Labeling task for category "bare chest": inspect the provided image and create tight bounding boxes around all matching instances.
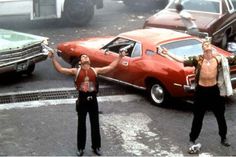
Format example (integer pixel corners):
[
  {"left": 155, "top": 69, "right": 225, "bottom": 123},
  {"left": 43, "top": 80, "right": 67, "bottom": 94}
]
[{"left": 200, "top": 59, "right": 218, "bottom": 78}]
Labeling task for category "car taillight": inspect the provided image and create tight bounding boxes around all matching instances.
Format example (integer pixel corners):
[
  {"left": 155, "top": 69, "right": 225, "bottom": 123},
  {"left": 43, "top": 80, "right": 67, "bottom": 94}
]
[
  {"left": 184, "top": 74, "right": 196, "bottom": 92},
  {"left": 186, "top": 74, "right": 195, "bottom": 86}
]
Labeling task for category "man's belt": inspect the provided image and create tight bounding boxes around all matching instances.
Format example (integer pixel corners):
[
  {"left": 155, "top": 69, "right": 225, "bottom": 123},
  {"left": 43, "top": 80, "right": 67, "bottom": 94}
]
[
  {"left": 78, "top": 91, "right": 96, "bottom": 101},
  {"left": 86, "top": 96, "right": 93, "bottom": 101}
]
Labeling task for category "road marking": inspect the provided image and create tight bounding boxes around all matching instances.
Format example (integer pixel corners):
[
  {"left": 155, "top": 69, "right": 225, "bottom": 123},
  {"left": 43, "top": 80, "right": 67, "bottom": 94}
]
[{"left": 0, "top": 94, "right": 143, "bottom": 110}]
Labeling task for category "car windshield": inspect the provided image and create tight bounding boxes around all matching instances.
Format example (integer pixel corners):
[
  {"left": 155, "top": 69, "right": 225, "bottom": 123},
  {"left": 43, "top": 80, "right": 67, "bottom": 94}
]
[
  {"left": 160, "top": 39, "right": 203, "bottom": 58},
  {"left": 168, "top": 0, "right": 220, "bottom": 13}
]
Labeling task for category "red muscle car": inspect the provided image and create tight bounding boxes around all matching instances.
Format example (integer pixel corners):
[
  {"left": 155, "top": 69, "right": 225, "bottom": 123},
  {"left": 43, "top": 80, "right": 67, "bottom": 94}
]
[{"left": 57, "top": 28, "right": 236, "bottom": 106}]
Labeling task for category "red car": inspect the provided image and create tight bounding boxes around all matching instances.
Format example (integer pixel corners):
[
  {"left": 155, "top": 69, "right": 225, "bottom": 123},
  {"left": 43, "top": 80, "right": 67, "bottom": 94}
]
[
  {"left": 143, "top": 0, "right": 236, "bottom": 49},
  {"left": 57, "top": 28, "right": 236, "bottom": 106}
]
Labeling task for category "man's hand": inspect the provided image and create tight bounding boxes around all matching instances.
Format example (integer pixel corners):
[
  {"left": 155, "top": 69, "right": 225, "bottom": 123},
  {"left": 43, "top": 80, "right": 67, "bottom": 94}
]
[
  {"left": 42, "top": 44, "right": 55, "bottom": 59},
  {"left": 48, "top": 51, "right": 55, "bottom": 59},
  {"left": 158, "top": 46, "right": 168, "bottom": 57},
  {"left": 119, "top": 50, "right": 128, "bottom": 58},
  {"left": 162, "top": 48, "right": 168, "bottom": 55}
]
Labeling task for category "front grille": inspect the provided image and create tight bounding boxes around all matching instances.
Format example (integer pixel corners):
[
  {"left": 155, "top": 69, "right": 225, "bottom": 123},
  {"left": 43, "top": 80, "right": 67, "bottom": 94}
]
[{"left": 0, "top": 43, "right": 42, "bottom": 63}]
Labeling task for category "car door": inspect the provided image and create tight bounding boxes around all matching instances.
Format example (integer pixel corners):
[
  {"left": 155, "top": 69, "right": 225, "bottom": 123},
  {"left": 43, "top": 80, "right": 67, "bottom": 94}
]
[
  {"left": 32, "top": 0, "right": 58, "bottom": 20},
  {"left": 111, "top": 42, "right": 143, "bottom": 84},
  {"left": 97, "top": 37, "right": 142, "bottom": 84}
]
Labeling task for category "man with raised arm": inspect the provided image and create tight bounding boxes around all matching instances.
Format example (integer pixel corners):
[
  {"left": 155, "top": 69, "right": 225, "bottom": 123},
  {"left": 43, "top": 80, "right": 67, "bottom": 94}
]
[
  {"left": 48, "top": 49, "right": 126, "bottom": 156},
  {"left": 161, "top": 40, "right": 234, "bottom": 153}
]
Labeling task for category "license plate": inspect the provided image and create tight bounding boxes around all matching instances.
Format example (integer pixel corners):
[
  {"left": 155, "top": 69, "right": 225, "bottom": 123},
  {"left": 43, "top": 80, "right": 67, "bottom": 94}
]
[{"left": 16, "top": 62, "right": 28, "bottom": 72}]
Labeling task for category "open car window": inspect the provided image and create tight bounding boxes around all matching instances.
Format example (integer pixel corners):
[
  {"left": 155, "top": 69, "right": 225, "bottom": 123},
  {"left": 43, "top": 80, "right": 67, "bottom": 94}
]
[
  {"left": 102, "top": 37, "right": 138, "bottom": 57},
  {"left": 159, "top": 39, "right": 209, "bottom": 59},
  {"left": 168, "top": 0, "right": 220, "bottom": 13}
]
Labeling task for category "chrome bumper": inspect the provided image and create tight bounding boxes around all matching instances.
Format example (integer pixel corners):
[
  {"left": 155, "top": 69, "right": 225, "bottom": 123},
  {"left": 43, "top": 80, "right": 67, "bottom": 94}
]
[
  {"left": 184, "top": 85, "right": 195, "bottom": 93},
  {"left": 0, "top": 52, "right": 48, "bottom": 74}
]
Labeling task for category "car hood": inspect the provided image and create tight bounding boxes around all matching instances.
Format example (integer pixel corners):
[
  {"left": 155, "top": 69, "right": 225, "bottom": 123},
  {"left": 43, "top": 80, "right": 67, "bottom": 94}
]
[
  {"left": 57, "top": 36, "right": 114, "bottom": 51},
  {"left": 145, "top": 9, "right": 220, "bottom": 32},
  {"left": 0, "top": 29, "right": 48, "bottom": 53}
]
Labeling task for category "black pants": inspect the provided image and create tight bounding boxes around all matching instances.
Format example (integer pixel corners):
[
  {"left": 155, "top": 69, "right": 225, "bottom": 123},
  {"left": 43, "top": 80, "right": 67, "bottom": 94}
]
[
  {"left": 76, "top": 92, "right": 101, "bottom": 150},
  {"left": 189, "top": 84, "right": 227, "bottom": 142}
]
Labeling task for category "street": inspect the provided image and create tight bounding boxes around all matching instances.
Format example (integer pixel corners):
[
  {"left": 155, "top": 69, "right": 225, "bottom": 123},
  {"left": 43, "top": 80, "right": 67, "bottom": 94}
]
[
  {"left": 1, "top": 94, "right": 236, "bottom": 156},
  {"left": 0, "top": 0, "right": 236, "bottom": 156}
]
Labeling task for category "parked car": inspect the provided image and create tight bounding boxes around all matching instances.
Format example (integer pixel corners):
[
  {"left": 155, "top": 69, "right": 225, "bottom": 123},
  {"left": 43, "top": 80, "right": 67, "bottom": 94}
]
[
  {"left": 0, "top": 29, "right": 48, "bottom": 75},
  {"left": 143, "top": 0, "right": 236, "bottom": 49},
  {"left": 56, "top": 28, "right": 236, "bottom": 106}
]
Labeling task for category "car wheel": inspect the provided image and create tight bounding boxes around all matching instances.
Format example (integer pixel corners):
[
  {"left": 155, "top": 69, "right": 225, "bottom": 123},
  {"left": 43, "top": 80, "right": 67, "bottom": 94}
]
[
  {"left": 23, "top": 63, "right": 35, "bottom": 75},
  {"left": 147, "top": 81, "right": 168, "bottom": 106},
  {"left": 220, "top": 33, "right": 228, "bottom": 49},
  {"left": 63, "top": 0, "right": 94, "bottom": 26}
]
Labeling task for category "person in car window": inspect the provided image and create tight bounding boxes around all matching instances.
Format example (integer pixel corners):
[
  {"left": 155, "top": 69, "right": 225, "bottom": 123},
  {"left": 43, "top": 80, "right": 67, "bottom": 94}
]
[
  {"left": 48, "top": 49, "right": 126, "bottom": 156},
  {"left": 175, "top": 3, "right": 200, "bottom": 37},
  {"left": 160, "top": 40, "right": 236, "bottom": 153}
]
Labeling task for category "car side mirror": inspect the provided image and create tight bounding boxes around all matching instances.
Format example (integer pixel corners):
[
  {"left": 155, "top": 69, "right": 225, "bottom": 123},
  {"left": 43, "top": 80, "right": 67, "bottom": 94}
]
[{"left": 104, "top": 48, "right": 110, "bottom": 55}]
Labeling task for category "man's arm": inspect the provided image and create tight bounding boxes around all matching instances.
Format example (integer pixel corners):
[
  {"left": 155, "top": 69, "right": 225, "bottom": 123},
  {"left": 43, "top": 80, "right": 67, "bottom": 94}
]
[
  {"left": 160, "top": 47, "right": 198, "bottom": 67},
  {"left": 95, "top": 51, "right": 126, "bottom": 75},
  {"left": 160, "top": 48, "right": 185, "bottom": 63},
  {"left": 48, "top": 51, "right": 77, "bottom": 76}
]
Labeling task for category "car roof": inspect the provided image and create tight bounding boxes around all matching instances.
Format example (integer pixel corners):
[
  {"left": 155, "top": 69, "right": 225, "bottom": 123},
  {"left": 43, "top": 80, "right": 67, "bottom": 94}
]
[{"left": 118, "top": 28, "right": 191, "bottom": 47}]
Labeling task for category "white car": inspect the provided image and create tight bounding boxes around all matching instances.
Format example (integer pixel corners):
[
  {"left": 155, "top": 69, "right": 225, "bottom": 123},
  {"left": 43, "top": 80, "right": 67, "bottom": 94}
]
[{"left": 0, "top": 29, "right": 48, "bottom": 75}]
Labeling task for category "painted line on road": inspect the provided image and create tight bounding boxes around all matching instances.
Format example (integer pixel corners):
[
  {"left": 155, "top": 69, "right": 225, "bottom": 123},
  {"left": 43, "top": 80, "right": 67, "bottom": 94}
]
[{"left": 0, "top": 94, "right": 143, "bottom": 110}]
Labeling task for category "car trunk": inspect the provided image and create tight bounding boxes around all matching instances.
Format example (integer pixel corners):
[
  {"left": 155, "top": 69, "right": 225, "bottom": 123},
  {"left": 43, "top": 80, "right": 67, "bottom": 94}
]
[{"left": 144, "top": 9, "right": 220, "bottom": 36}]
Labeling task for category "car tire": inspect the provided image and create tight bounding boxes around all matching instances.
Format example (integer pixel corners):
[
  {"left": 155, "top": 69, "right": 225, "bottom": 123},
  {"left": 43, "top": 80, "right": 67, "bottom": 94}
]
[
  {"left": 63, "top": 0, "right": 94, "bottom": 26},
  {"left": 147, "top": 81, "right": 169, "bottom": 106}
]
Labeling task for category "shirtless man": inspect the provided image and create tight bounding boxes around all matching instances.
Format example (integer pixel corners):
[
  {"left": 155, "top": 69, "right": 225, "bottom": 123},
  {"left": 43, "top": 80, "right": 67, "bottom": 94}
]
[{"left": 161, "top": 40, "right": 231, "bottom": 153}]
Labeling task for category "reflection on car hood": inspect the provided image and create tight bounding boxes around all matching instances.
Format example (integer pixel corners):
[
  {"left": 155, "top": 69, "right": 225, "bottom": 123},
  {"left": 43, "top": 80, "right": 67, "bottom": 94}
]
[
  {"left": 146, "top": 9, "right": 219, "bottom": 31},
  {"left": 78, "top": 37, "right": 113, "bottom": 48},
  {"left": 0, "top": 29, "right": 48, "bottom": 53},
  {"left": 58, "top": 36, "right": 114, "bottom": 50}
]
